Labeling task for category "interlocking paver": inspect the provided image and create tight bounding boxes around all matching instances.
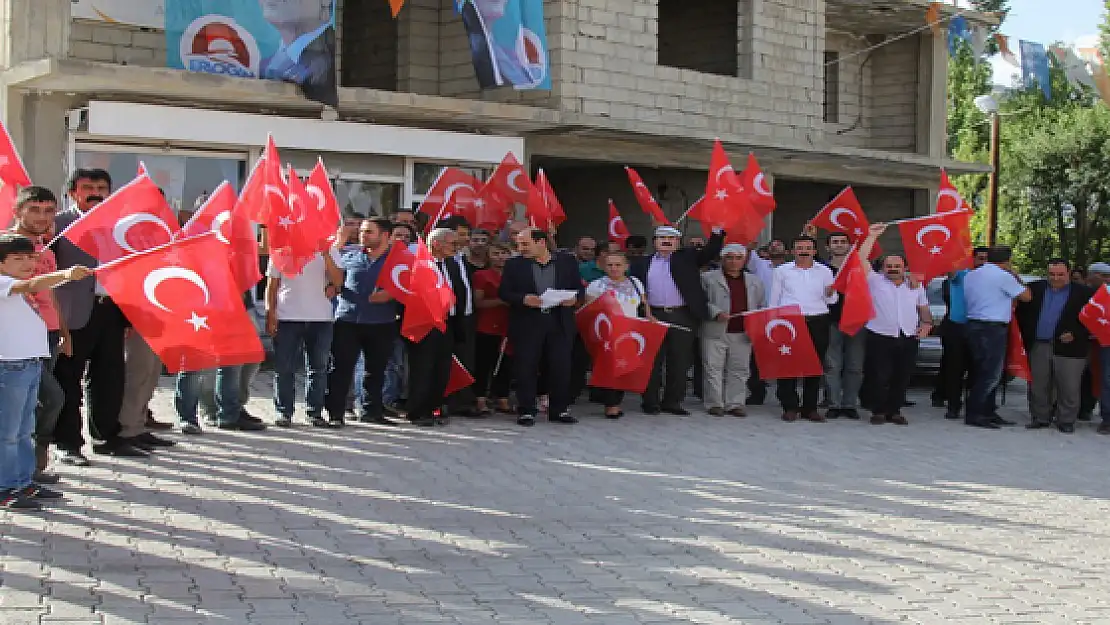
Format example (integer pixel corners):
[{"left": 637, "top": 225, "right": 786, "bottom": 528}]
[{"left": 2, "top": 380, "right": 1109, "bottom": 624}]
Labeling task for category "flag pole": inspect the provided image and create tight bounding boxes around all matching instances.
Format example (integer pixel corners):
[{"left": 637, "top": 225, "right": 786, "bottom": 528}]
[
  {"left": 489, "top": 336, "right": 508, "bottom": 396},
  {"left": 884, "top": 208, "right": 969, "bottom": 226}
]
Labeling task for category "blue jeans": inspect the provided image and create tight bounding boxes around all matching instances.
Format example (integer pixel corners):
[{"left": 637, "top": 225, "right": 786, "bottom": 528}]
[
  {"left": 272, "top": 321, "right": 333, "bottom": 418},
  {"left": 1099, "top": 347, "right": 1110, "bottom": 424},
  {"left": 0, "top": 359, "right": 42, "bottom": 490},
  {"left": 825, "top": 325, "right": 865, "bottom": 409},
  {"left": 175, "top": 366, "right": 244, "bottom": 426},
  {"left": 965, "top": 321, "right": 1009, "bottom": 421},
  {"left": 382, "top": 338, "right": 405, "bottom": 405}
]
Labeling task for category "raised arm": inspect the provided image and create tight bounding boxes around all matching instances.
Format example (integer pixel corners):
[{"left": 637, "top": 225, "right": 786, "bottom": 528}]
[{"left": 858, "top": 222, "right": 886, "bottom": 273}]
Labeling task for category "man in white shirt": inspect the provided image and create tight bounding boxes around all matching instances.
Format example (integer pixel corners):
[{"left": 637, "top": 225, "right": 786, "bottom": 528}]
[
  {"left": 265, "top": 248, "right": 343, "bottom": 427},
  {"left": 768, "top": 235, "right": 837, "bottom": 422},
  {"left": 857, "top": 225, "right": 933, "bottom": 425},
  {"left": 962, "top": 245, "right": 1032, "bottom": 429}
]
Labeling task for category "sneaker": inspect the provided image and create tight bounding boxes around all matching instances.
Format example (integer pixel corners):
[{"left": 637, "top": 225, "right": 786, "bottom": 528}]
[
  {"left": 549, "top": 411, "right": 577, "bottom": 424},
  {"left": 54, "top": 449, "right": 90, "bottom": 466},
  {"left": 180, "top": 423, "right": 203, "bottom": 435},
  {"left": 274, "top": 416, "right": 293, "bottom": 428},
  {"left": 0, "top": 489, "right": 41, "bottom": 510},
  {"left": 240, "top": 409, "right": 262, "bottom": 424},
  {"left": 23, "top": 484, "right": 63, "bottom": 499},
  {"left": 92, "top": 441, "right": 149, "bottom": 458}
]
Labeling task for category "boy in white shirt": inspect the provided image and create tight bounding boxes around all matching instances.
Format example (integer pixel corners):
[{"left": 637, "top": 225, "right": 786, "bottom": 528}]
[{"left": 0, "top": 234, "right": 90, "bottom": 510}]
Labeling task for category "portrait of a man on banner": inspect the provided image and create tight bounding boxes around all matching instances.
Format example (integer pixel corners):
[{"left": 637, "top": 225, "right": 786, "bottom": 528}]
[{"left": 459, "top": 0, "right": 550, "bottom": 91}]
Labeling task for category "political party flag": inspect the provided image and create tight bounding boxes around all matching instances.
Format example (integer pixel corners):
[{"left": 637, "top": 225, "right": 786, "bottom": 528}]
[
  {"left": 1019, "top": 40, "right": 1052, "bottom": 100},
  {"left": 458, "top": 0, "right": 549, "bottom": 90},
  {"left": 165, "top": 0, "right": 338, "bottom": 106}
]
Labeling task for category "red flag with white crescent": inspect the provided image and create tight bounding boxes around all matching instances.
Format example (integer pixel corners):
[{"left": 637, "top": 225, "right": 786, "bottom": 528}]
[
  {"left": 743, "top": 305, "right": 824, "bottom": 379},
  {"left": 0, "top": 118, "right": 31, "bottom": 189},
  {"left": 487, "top": 152, "right": 532, "bottom": 206},
  {"left": 937, "top": 169, "right": 970, "bottom": 213},
  {"left": 376, "top": 240, "right": 417, "bottom": 302},
  {"left": 694, "top": 139, "right": 764, "bottom": 244},
  {"left": 266, "top": 167, "right": 317, "bottom": 277},
  {"left": 60, "top": 174, "right": 178, "bottom": 264},
  {"left": 739, "top": 153, "right": 776, "bottom": 216},
  {"left": 417, "top": 167, "right": 481, "bottom": 231},
  {"left": 0, "top": 179, "right": 18, "bottom": 230},
  {"left": 897, "top": 210, "right": 973, "bottom": 283},
  {"left": 607, "top": 200, "right": 630, "bottom": 249},
  {"left": 831, "top": 245, "right": 875, "bottom": 336},
  {"left": 1005, "top": 318, "right": 1032, "bottom": 382},
  {"left": 575, "top": 292, "right": 667, "bottom": 392},
  {"left": 624, "top": 166, "right": 670, "bottom": 225},
  {"left": 178, "top": 181, "right": 261, "bottom": 293},
  {"left": 95, "top": 232, "right": 264, "bottom": 373},
  {"left": 1080, "top": 285, "right": 1110, "bottom": 347},
  {"left": 810, "top": 187, "right": 882, "bottom": 260},
  {"left": 305, "top": 160, "right": 341, "bottom": 248},
  {"left": 535, "top": 169, "right": 566, "bottom": 228},
  {"left": 400, "top": 239, "right": 455, "bottom": 342},
  {"left": 237, "top": 134, "right": 288, "bottom": 224}
]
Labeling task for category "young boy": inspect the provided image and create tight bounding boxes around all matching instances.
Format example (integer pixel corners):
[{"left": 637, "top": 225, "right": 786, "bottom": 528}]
[{"left": 0, "top": 233, "right": 90, "bottom": 510}]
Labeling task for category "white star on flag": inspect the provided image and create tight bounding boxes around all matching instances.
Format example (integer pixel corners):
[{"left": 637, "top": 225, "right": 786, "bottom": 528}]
[
  {"left": 779, "top": 345, "right": 792, "bottom": 355},
  {"left": 616, "top": 359, "right": 628, "bottom": 369},
  {"left": 853, "top": 228, "right": 864, "bottom": 236},
  {"left": 278, "top": 216, "right": 295, "bottom": 228},
  {"left": 473, "top": 198, "right": 485, "bottom": 207},
  {"left": 715, "top": 189, "right": 728, "bottom": 201},
  {"left": 1099, "top": 318, "right": 1108, "bottom": 326},
  {"left": 929, "top": 246, "right": 943, "bottom": 255},
  {"left": 185, "top": 311, "right": 209, "bottom": 331},
  {"left": 603, "top": 341, "right": 612, "bottom": 352}
]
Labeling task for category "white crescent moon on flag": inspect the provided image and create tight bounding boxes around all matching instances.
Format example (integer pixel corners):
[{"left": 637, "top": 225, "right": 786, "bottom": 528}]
[
  {"left": 714, "top": 165, "right": 735, "bottom": 184},
  {"left": 753, "top": 172, "right": 773, "bottom": 197},
  {"left": 1091, "top": 300, "right": 1107, "bottom": 316},
  {"left": 143, "top": 267, "right": 210, "bottom": 313},
  {"left": 443, "top": 182, "right": 475, "bottom": 206},
  {"left": 614, "top": 332, "right": 646, "bottom": 356},
  {"left": 828, "top": 207, "right": 857, "bottom": 231},
  {"left": 264, "top": 184, "right": 286, "bottom": 206},
  {"left": 765, "top": 318, "right": 797, "bottom": 344},
  {"left": 915, "top": 224, "right": 952, "bottom": 247},
  {"left": 211, "top": 211, "right": 232, "bottom": 245},
  {"left": 391, "top": 264, "right": 412, "bottom": 295},
  {"left": 594, "top": 313, "right": 612, "bottom": 340},
  {"left": 937, "top": 188, "right": 962, "bottom": 208},
  {"left": 506, "top": 171, "right": 527, "bottom": 194},
  {"left": 306, "top": 185, "right": 326, "bottom": 211},
  {"left": 112, "top": 213, "right": 173, "bottom": 254},
  {"left": 609, "top": 217, "right": 623, "bottom": 239}
]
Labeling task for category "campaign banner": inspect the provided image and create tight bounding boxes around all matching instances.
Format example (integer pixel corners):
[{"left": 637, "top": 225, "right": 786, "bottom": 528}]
[
  {"left": 72, "top": 0, "right": 164, "bottom": 28},
  {"left": 165, "top": 0, "right": 338, "bottom": 107},
  {"left": 459, "top": 0, "right": 550, "bottom": 91}
]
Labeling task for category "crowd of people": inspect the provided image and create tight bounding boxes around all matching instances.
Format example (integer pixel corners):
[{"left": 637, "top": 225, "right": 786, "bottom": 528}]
[{"left": 3, "top": 167, "right": 1109, "bottom": 512}]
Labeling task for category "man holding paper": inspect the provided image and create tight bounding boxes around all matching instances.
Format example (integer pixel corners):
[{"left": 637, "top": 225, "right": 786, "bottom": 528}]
[{"left": 499, "top": 228, "right": 582, "bottom": 427}]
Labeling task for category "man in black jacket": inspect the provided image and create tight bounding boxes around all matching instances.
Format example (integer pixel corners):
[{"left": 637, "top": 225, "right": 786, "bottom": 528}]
[
  {"left": 1016, "top": 259, "right": 1094, "bottom": 433},
  {"left": 630, "top": 226, "right": 724, "bottom": 414},
  {"left": 499, "top": 228, "right": 581, "bottom": 426}
]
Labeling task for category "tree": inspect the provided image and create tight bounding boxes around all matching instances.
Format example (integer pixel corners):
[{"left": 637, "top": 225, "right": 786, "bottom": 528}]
[{"left": 1100, "top": 0, "right": 1110, "bottom": 62}]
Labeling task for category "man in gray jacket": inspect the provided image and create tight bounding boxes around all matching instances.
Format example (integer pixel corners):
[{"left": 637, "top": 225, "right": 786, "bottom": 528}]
[
  {"left": 52, "top": 169, "right": 148, "bottom": 464},
  {"left": 701, "top": 244, "right": 766, "bottom": 417}
]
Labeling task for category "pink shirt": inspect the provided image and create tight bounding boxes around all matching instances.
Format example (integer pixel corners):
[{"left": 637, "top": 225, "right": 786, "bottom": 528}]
[{"left": 29, "top": 237, "right": 61, "bottom": 331}]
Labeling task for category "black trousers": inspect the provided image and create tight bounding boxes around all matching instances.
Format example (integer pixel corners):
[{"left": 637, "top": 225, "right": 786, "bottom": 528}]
[
  {"left": 52, "top": 298, "right": 127, "bottom": 451},
  {"left": 777, "top": 314, "right": 831, "bottom": 412},
  {"left": 474, "top": 332, "right": 511, "bottom": 399},
  {"left": 512, "top": 314, "right": 573, "bottom": 416},
  {"left": 939, "top": 321, "right": 971, "bottom": 412},
  {"left": 645, "top": 306, "right": 697, "bottom": 408},
  {"left": 569, "top": 336, "right": 591, "bottom": 401},
  {"left": 325, "top": 320, "right": 397, "bottom": 420},
  {"left": 448, "top": 315, "right": 478, "bottom": 411},
  {"left": 747, "top": 353, "right": 767, "bottom": 400},
  {"left": 597, "top": 388, "right": 625, "bottom": 409},
  {"left": 864, "top": 330, "right": 919, "bottom": 416},
  {"left": 407, "top": 328, "right": 454, "bottom": 421}
]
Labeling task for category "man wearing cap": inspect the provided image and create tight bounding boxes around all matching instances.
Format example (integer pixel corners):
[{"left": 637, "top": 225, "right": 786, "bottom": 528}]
[
  {"left": 629, "top": 226, "right": 724, "bottom": 415},
  {"left": 700, "top": 244, "right": 765, "bottom": 417}
]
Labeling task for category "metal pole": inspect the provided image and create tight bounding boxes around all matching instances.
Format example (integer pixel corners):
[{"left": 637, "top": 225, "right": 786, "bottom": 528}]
[{"left": 986, "top": 112, "right": 1001, "bottom": 247}]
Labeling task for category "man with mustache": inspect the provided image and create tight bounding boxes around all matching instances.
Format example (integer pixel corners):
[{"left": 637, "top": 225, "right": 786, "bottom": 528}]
[
  {"left": 857, "top": 224, "right": 933, "bottom": 425},
  {"left": 52, "top": 169, "right": 147, "bottom": 464}
]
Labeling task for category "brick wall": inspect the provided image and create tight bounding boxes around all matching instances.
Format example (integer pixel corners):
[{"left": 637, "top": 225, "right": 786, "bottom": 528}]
[
  {"left": 823, "top": 32, "right": 871, "bottom": 150},
  {"left": 68, "top": 20, "right": 165, "bottom": 67},
  {"left": 869, "top": 36, "right": 918, "bottom": 152},
  {"left": 341, "top": 0, "right": 397, "bottom": 90}
]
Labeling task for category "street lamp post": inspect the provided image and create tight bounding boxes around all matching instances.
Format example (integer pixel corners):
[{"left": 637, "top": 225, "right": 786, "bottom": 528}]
[{"left": 974, "top": 94, "right": 1001, "bottom": 247}]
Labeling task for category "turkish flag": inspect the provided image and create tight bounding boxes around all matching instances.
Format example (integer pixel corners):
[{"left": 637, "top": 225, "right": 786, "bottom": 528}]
[
  {"left": 576, "top": 292, "right": 667, "bottom": 392},
  {"left": 1080, "top": 285, "right": 1110, "bottom": 347},
  {"left": 535, "top": 169, "right": 566, "bottom": 228},
  {"left": 95, "top": 232, "right": 264, "bottom": 373},
  {"left": 608, "top": 200, "right": 630, "bottom": 249},
  {"left": 401, "top": 240, "right": 454, "bottom": 342},
  {"left": 897, "top": 210, "right": 972, "bottom": 282},
  {"left": 445, "top": 355, "right": 476, "bottom": 396},
  {"left": 743, "top": 305, "right": 824, "bottom": 380},
  {"left": 811, "top": 187, "right": 881, "bottom": 260},
  {"left": 577, "top": 292, "right": 625, "bottom": 358},
  {"left": 376, "top": 240, "right": 417, "bottom": 301},
  {"left": 0, "top": 118, "right": 31, "bottom": 189},
  {"left": 237, "top": 134, "right": 287, "bottom": 224},
  {"left": 695, "top": 140, "right": 764, "bottom": 244},
  {"left": 471, "top": 183, "right": 513, "bottom": 232},
  {"left": 418, "top": 167, "right": 480, "bottom": 231},
  {"left": 60, "top": 174, "right": 177, "bottom": 264},
  {"left": 1005, "top": 318, "right": 1032, "bottom": 381},
  {"left": 305, "top": 160, "right": 341, "bottom": 248},
  {"left": 267, "top": 169, "right": 317, "bottom": 277},
  {"left": 625, "top": 166, "right": 670, "bottom": 225},
  {"left": 179, "top": 181, "right": 261, "bottom": 293},
  {"left": 0, "top": 179, "right": 18, "bottom": 230},
  {"left": 937, "top": 169, "right": 970, "bottom": 213},
  {"left": 487, "top": 152, "right": 532, "bottom": 206},
  {"left": 831, "top": 245, "right": 875, "bottom": 336},
  {"left": 739, "top": 153, "right": 776, "bottom": 216}
]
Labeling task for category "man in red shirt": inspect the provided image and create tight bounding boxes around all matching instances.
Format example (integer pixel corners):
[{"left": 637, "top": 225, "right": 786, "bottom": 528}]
[{"left": 472, "top": 242, "right": 513, "bottom": 414}]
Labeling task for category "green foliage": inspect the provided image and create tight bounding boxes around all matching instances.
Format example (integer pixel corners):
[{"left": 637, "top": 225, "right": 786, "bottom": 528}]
[{"left": 1101, "top": 0, "right": 1110, "bottom": 61}]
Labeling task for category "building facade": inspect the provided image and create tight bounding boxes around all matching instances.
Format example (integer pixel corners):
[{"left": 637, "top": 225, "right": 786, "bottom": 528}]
[{"left": 0, "top": 0, "right": 990, "bottom": 246}]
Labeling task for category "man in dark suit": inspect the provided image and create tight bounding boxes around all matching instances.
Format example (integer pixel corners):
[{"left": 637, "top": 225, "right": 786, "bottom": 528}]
[
  {"left": 439, "top": 216, "right": 480, "bottom": 417},
  {"left": 51, "top": 169, "right": 148, "bottom": 464},
  {"left": 499, "top": 228, "right": 581, "bottom": 426},
  {"left": 630, "top": 226, "right": 724, "bottom": 415},
  {"left": 1016, "top": 259, "right": 1094, "bottom": 433}
]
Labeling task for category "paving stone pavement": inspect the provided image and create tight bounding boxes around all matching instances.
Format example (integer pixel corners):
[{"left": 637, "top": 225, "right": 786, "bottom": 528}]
[{"left": 3, "top": 378, "right": 1110, "bottom": 625}]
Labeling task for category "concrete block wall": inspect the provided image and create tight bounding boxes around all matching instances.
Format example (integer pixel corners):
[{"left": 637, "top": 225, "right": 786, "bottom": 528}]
[
  {"left": 822, "top": 31, "right": 871, "bottom": 150},
  {"left": 869, "top": 35, "right": 918, "bottom": 152},
  {"left": 68, "top": 20, "right": 165, "bottom": 67}
]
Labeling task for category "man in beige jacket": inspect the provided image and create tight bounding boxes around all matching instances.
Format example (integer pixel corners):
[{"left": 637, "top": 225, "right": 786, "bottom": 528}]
[{"left": 701, "top": 244, "right": 766, "bottom": 416}]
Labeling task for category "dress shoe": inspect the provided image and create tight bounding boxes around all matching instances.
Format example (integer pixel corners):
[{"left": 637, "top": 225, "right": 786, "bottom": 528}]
[
  {"left": 990, "top": 416, "right": 1016, "bottom": 427},
  {"left": 328, "top": 417, "right": 346, "bottom": 428},
  {"left": 0, "top": 489, "right": 41, "bottom": 510},
  {"left": 802, "top": 411, "right": 826, "bottom": 423},
  {"left": 887, "top": 414, "right": 909, "bottom": 426},
  {"left": 434, "top": 416, "right": 449, "bottom": 426},
  {"left": 32, "top": 471, "right": 60, "bottom": 485},
  {"left": 145, "top": 415, "right": 174, "bottom": 430},
  {"left": 1057, "top": 423, "right": 1076, "bottom": 434},
  {"left": 641, "top": 405, "right": 661, "bottom": 415},
  {"left": 136, "top": 433, "right": 176, "bottom": 448},
  {"left": 782, "top": 411, "right": 799, "bottom": 422},
  {"left": 870, "top": 415, "right": 886, "bottom": 425},
  {"left": 605, "top": 410, "right": 624, "bottom": 419},
  {"left": 727, "top": 407, "right": 747, "bottom": 418},
  {"left": 965, "top": 419, "right": 1000, "bottom": 430},
  {"left": 517, "top": 414, "right": 536, "bottom": 427},
  {"left": 382, "top": 403, "right": 404, "bottom": 417},
  {"left": 216, "top": 419, "right": 267, "bottom": 432},
  {"left": 549, "top": 412, "right": 578, "bottom": 424},
  {"left": 1099, "top": 423, "right": 1110, "bottom": 435},
  {"left": 23, "top": 484, "right": 63, "bottom": 499},
  {"left": 840, "top": 408, "right": 860, "bottom": 420},
  {"left": 125, "top": 436, "right": 155, "bottom": 451},
  {"left": 661, "top": 405, "right": 690, "bottom": 416},
  {"left": 180, "top": 423, "right": 203, "bottom": 435},
  {"left": 240, "top": 410, "right": 263, "bottom": 424},
  {"left": 92, "top": 441, "right": 149, "bottom": 457},
  {"left": 708, "top": 407, "right": 725, "bottom": 417},
  {"left": 359, "top": 415, "right": 400, "bottom": 426},
  {"left": 944, "top": 411, "right": 961, "bottom": 420},
  {"left": 1026, "top": 421, "right": 1052, "bottom": 430},
  {"left": 54, "top": 449, "right": 90, "bottom": 466}
]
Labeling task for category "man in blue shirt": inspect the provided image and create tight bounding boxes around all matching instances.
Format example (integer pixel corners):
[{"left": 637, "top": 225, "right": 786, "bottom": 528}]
[
  {"left": 324, "top": 217, "right": 401, "bottom": 427},
  {"left": 962, "top": 246, "right": 1032, "bottom": 429},
  {"left": 937, "top": 247, "right": 988, "bottom": 420},
  {"left": 1016, "top": 259, "right": 1093, "bottom": 433}
]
